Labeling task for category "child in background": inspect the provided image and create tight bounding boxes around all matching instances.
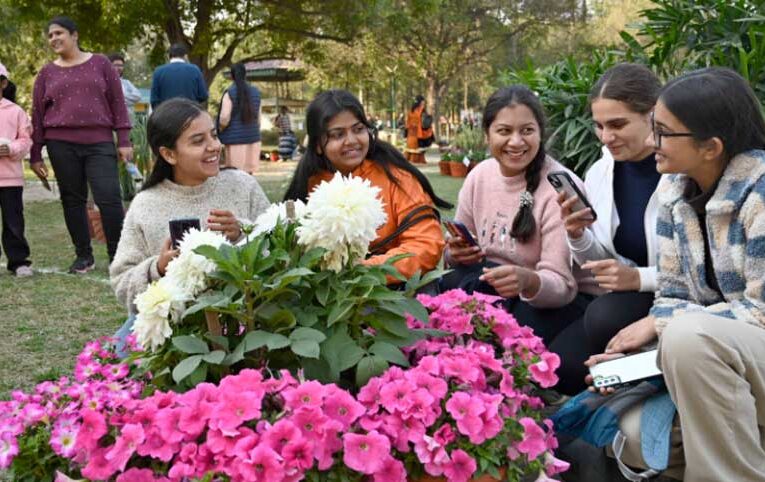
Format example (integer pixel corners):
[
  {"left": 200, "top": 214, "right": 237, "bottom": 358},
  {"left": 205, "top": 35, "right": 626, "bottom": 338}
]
[{"left": 0, "top": 62, "right": 33, "bottom": 276}]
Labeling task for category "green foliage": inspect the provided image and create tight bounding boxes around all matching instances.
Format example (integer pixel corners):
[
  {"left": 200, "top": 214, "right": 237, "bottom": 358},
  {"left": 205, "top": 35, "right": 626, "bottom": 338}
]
[
  {"left": 452, "top": 125, "right": 487, "bottom": 162},
  {"left": 500, "top": 0, "right": 765, "bottom": 177},
  {"left": 143, "top": 220, "right": 443, "bottom": 392}
]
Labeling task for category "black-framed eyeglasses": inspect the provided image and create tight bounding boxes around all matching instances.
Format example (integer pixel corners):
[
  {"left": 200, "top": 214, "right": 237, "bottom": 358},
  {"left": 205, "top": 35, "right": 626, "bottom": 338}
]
[{"left": 651, "top": 112, "right": 694, "bottom": 148}]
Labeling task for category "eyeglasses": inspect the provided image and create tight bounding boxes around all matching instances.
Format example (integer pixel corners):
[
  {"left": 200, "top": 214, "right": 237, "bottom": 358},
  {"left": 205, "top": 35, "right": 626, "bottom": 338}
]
[{"left": 651, "top": 112, "right": 694, "bottom": 148}]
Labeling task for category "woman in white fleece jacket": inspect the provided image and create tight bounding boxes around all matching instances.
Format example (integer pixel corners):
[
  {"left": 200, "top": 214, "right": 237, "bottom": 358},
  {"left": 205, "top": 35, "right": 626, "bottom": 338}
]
[{"left": 551, "top": 63, "right": 664, "bottom": 395}]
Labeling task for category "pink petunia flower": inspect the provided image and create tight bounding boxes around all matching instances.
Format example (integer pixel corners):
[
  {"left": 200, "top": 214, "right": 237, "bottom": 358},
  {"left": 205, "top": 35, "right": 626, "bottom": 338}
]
[
  {"left": 246, "top": 445, "right": 285, "bottom": 482},
  {"left": 517, "top": 417, "right": 548, "bottom": 460},
  {"left": 282, "top": 380, "right": 326, "bottom": 410},
  {"left": 323, "top": 387, "right": 366, "bottom": 429},
  {"left": 443, "top": 449, "right": 476, "bottom": 482},
  {"left": 529, "top": 352, "right": 560, "bottom": 388},
  {"left": 342, "top": 430, "right": 391, "bottom": 474},
  {"left": 0, "top": 432, "right": 18, "bottom": 469},
  {"left": 105, "top": 423, "right": 145, "bottom": 473},
  {"left": 81, "top": 447, "right": 116, "bottom": 481},
  {"left": 373, "top": 455, "right": 407, "bottom": 482}
]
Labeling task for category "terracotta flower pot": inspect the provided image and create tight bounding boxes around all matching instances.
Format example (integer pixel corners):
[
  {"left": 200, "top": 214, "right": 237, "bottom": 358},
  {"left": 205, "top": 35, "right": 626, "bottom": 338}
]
[
  {"left": 449, "top": 162, "right": 469, "bottom": 178},
  {"left": 87, "top": 207, "right": 106, "bottom": 244},
  {"left": 270, "top": 151, "right": 280, "bottom": 162},
  {"left": 439, "top": 161, "right": 451, "bottom": 175}
]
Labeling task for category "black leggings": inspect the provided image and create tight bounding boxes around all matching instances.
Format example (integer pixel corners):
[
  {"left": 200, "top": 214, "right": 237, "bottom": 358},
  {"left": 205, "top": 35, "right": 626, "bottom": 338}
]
[
  {"left": 550, "top": 291, "right": 655, "bottom": 395},
  {"left": 440, "top": 261, "right": 593, "bottom": 346}
]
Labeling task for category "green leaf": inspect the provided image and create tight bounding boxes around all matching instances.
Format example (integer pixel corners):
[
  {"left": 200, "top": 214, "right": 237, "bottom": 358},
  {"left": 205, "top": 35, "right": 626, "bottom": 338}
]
[
  {"left": 172, "top": 335, "right": 210, "bottom": 355},
  {"left": 172, "top": 355, "right": 202, "bottom": 383},
  {"left": 369, "top": 341, "right": 409, "bottom": 367},
  {"left": 202, "top": 350, "right": 226, "bottom": 364},
  {"left": 322, "top": 328, "right": 366, "bottom": 376},
  {"left": 186, "top": 361, "right": 208, "bottom": 386},
  {"left": 327, "top": 302, "right": 354, "bottom": 326},
  {"left": 267, "top": 333, "right": 290, "bottom": 350},
  {"left": 356, "top": 355, "right": 389, "bottom": 387},
  {"left": 316, "top": 282, "right": 330, "bottom": 306},
  {"left": 290, "top": 339, "right": 321, "bottom": 358},
  {"left": 205, "top": 334, "right": 230, "bottom": 351},
  {"left": 243, "top": 330, "right": 273, "bottom": 351},
  {"left": 223, "top": 339, "right": 246, "bottom": 365},
  {"left": 289, "top": 327, "right": 327, "bottom": 343}
]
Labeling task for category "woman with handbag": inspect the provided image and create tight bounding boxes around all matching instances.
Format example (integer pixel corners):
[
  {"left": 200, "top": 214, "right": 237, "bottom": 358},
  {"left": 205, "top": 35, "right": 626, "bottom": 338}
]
[
  {"left": 439, "top": 85, "right": 594, "bottom": 346},
  {"left": 284, "top": 89, "right": 450, "bottom": 281},
  {"left": 218, "top": 62, "right": 262, "bottom": 174},
  {"left": 404, "top": 95, "right": 433, "bottom": 164}
]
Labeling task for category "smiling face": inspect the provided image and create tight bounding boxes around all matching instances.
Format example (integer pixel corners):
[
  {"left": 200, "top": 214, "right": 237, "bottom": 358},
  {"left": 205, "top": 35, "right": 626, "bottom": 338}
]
[
  {"left": 486, "top": 104, "right": 541, "bottom": 177},
  {"left": 111, "top": 59, "right": 125, "bottom": 77},
  {"left": 47, "top": 24, "right": 78, "bottom": 57},
  {"left": 319, "top": 110, "right": 370, "bottom": 173},
  {"left": 159, "top": 112, "right": 222, "bottom": 186},
  {"left": 591, "top": 98, "right": 653, "bottom": 161}
]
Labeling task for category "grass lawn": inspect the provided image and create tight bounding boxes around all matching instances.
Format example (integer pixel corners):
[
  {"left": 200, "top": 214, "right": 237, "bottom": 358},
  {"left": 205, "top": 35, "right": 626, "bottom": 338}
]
[{"left": 0, "top": 164, "right": 464, "bottom": 399}]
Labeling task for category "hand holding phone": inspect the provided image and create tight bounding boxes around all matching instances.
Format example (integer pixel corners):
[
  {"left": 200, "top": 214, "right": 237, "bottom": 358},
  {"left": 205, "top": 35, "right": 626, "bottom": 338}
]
[
  {"left": 587, "top": 350, "right": 661, "bottom": 390},
  {"left": 169, "top": 218, "right": 201, "bottom": 248},
  {"left": 443, "top": 219, "right": 477, "bottom": 246},
  {"left": 548, "top": 171, "right": 596, "bottom": 239}
]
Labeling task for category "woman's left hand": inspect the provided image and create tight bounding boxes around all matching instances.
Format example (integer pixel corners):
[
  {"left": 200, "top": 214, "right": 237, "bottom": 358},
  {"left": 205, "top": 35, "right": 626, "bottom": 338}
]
[
  {"left": 479, "top": 264, "right": 540, "bottom": 299},
  {"left": 118, "top": 147, "right": 134, "bottom": 163},
  {"left": 582, "top": 259, "right": 641, "bottom": 291},
  {"left": 208, "top": 209, "right": 241, "bottom": 242},
  {"left": 605, "top": 315, "right": 657, "bottom": 354}
]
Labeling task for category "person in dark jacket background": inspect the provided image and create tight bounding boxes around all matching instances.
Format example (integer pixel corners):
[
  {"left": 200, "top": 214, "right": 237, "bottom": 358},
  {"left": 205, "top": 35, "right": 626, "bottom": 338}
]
[
  {"left": 218, "top": 62, "right": 261, "bottom": 174},
  {"left": 150, "top": 43, "right": 208, "bottom": 109}
]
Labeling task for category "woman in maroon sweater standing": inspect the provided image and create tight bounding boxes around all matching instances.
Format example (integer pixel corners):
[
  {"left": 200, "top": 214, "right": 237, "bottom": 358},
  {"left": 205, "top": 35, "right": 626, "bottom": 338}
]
[{"left": 30, "top": 16, "right": 132, "bottom": 273}]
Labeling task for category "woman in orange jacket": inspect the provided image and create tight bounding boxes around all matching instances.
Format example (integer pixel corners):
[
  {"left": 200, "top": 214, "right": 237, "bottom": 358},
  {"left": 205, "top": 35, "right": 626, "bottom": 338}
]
[
  {"left": 405, "top": 95, "right": 433, "bottom": 164},
  {"left": 284, "top": 89, "right": 451, "bottom": 281}
]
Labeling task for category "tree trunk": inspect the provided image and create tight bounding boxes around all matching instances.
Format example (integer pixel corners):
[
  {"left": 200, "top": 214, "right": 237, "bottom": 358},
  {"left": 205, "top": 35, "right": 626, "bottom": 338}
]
[{"left": 427, "top": 76, "right": 438, "bottom": 139}]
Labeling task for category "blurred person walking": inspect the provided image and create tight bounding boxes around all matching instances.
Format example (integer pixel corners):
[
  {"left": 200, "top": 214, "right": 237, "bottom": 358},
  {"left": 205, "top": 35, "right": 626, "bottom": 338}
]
[
  {"left": 217, "top": 62, "right": 262, "bottom": 174},
  {"left": 150, "top": 43, "right": 208, "bottom": 109}
]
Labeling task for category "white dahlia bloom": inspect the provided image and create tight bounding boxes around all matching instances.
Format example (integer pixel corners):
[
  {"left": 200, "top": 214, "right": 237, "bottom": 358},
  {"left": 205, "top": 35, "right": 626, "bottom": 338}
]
[
  {"left": 251, "top": 199, "right": 307, "bottom": 236},
  {"left": 165, "top": 228, "right": 229, "bottom": 297},
  {"left": 296, "top": 172, "right": 386, "bottom": 272},
  {"left": 132, "top": 278, "right": 185, "bottom": 351}
]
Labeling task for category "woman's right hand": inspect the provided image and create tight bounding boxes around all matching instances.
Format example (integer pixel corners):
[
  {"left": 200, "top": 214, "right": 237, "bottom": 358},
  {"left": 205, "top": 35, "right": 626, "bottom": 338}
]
[
  {"left": 557, "top": 191, "right": 594, "bottom": 240},
  {"left": 31, "top": 162, "right": 48, "bottom": 181},
  {"left": 584, "top": 352, "right": 625, "bottom": 396},
  {"left": 157, "top": 238, "right": 180, "bottom": 276},
  {"left": 446, "top": 236, "right": 484, "bottom": 265}
]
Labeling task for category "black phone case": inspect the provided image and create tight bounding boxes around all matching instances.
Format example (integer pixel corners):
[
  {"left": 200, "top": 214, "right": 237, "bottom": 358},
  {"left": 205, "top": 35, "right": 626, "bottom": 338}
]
[{"left": 546, "top": 171, "right": 597, "bottom": 221}]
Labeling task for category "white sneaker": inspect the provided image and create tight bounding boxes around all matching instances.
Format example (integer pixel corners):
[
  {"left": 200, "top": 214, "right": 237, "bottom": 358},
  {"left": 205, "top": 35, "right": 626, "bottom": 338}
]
[{"left": 14, "top": 265, "right": 33, "bottom": 277}]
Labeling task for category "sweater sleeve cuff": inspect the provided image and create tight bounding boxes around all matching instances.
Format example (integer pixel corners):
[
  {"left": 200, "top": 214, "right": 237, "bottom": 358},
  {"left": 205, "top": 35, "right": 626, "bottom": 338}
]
[
  {"left": 520, "top": 272, "right": 571, "bottom": 307},
  {"left": 30, "top": 144, "right": 44, "bottom": 165},
  {"left": 116, "top": 129, "right": 131, "bottom": 148},
  {"left": 149, "top": 257, "right": 162, "bottom": 282},
  {"left": 567, "top": 229, "right": 594, "bottom": 253},
  {"left": 637, "top": 266, "right": 658, "bottom": 292}
]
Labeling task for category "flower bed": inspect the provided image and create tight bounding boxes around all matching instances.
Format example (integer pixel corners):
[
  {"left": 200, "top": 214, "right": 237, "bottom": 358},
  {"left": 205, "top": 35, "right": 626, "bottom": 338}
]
[{"left": 1, "top": 173, "right": 569, "bottom": 481}]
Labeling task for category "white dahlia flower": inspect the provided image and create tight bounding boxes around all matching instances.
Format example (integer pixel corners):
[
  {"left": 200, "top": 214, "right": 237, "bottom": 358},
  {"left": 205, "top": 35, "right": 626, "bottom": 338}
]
[
  {"left": 251, "top": 199, "right": 307, "bottom": 236},
  {"left": 296, "top": 172, "right": 386, "bottom": 272},
  {"left": 165, "top": 228, "right": 229, "bottom": 297},
  {"left": 132, "top": 278, "right": 186, "bottom": 351}
]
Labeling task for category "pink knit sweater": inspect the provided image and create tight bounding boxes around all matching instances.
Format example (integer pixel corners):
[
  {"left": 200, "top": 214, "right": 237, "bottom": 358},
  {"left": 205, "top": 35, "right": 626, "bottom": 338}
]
[
  {"left": 0, "top": 98, "right": 32, "bottom": 187},
  {"left": 448, "top": 157, "right": 587, "bottom": 308}
]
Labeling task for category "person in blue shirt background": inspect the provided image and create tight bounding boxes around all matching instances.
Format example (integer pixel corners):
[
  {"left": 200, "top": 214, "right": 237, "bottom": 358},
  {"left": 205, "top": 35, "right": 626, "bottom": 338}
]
[{"left": 150, "top": 43, "right": 208, "bottom": 109}]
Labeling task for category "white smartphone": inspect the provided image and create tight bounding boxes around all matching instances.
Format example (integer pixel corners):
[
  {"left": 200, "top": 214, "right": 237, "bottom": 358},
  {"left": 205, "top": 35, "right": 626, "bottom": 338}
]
[{"left": 589, "top": 350, "right": 662, "bottom": 389}]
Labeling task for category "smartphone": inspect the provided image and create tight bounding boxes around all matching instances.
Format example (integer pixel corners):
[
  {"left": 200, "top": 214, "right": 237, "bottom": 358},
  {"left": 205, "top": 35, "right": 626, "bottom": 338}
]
[
  {"left": 589, "top": 350, "right": 662, "bottom": 389},
  {"left": 169, "top": 218, "right": 201, "bottom": 248},
  {"left": 443, "top": 219, "right": 478, "bottom": 247},
  {"left": 546, "top": 171, "right": 597, "bottom": 221}
]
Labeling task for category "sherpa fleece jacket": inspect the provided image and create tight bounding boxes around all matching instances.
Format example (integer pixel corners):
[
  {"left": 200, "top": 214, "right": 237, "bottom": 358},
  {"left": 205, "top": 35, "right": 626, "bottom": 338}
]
[{"left": 650, "top": 149, "right": 765, "bottom": 334}]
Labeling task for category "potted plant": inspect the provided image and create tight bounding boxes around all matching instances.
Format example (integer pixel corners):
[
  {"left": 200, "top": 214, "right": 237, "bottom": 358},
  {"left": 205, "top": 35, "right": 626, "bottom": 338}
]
[
  {"left": 451, "top": 127, "right": 486, "bottom": 177},
  {"left": 439, "top": 152, "right": 452, "bottom": 176},
  {"left": 449, "top": 150, "right": 469, "bottom": 178}
]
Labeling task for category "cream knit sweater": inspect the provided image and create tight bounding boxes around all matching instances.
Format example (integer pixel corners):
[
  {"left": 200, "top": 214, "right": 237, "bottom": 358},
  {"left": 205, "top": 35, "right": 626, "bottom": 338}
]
[{"left": 110, "top": 169, "right": 270, "bottom": 313}]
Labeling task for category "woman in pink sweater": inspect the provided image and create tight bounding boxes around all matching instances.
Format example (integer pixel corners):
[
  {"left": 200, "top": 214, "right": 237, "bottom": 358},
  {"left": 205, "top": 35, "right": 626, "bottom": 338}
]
[
  {"left": 0, "top": 62, "right": 33, "bottom": 276},
  {"left": 441, "top": 85, "right": 594, "bottom": 345}
]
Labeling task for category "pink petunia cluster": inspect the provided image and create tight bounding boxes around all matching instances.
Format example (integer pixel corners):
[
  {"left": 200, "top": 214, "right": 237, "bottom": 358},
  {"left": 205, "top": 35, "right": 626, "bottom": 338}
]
[{"left": 0, "top": 336, "right": 146, "bottom": 471}]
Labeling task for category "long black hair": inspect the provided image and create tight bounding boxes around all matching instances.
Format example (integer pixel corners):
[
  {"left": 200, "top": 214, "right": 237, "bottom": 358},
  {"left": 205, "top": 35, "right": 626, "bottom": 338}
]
[
  {"left": 589, "top": 63, "right": 661, "bottom": 115},
  {"left": 230, "top": 62, "right": 254, "bottom": 124},
  {"left": 411, "top": 95, "right": 425, "bottom": 112},
  {"left": 47, "top": 15, "right": 77, "bottom": 34},
  {"left": 482, "top": 85, "right": 547, "bottom": 243},
  {"left": 660, "top": 67, "right": 765, "bottom": 162},
  {"left": 284, "top": 89, "right": 452, "bottom": 209},
  {"left": 142, "top": 98, "right": 208, "bottom": 190},
  {"left": 0, "top": 77, "right": 16, "bottom": 104}
]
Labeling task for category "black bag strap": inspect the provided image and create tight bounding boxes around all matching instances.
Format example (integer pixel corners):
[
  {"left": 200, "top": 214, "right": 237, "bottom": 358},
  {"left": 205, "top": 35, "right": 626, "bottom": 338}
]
[{"left": 368, "top": 204, "right": 441, "bottom": 256}]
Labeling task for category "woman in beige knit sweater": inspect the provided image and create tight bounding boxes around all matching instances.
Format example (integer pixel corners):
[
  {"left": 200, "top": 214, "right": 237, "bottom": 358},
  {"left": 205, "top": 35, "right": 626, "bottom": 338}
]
[{"left": 109, "top": 99, "right": 270, "bottom": 315}]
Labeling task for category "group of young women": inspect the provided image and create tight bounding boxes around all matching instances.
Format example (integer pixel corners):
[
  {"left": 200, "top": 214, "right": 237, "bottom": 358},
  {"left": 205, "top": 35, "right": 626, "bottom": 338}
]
[{"left": 107, "top": 59, "right": 765, "bottom": 479}]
